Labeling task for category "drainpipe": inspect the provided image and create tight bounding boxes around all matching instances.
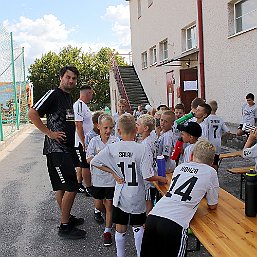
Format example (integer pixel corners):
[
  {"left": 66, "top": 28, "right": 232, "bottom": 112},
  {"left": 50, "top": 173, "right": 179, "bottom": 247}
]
[{"left": 197, "top": 0, "right": 205, "bottom": 100}]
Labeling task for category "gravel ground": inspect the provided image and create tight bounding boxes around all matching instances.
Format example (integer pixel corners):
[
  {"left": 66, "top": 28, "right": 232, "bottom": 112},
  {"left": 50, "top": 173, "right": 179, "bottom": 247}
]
[{"left": 0, "top": 128, "right": 254, "bottom": 257}]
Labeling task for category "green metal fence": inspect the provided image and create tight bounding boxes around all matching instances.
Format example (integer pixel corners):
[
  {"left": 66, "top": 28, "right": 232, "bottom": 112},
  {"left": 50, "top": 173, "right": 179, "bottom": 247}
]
[{"left": 0, "top": 24, "right": 29, "bottom": 141}]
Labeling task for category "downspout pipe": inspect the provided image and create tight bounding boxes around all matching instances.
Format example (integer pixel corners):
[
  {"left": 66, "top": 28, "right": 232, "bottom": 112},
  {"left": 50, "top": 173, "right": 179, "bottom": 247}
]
[{"left": 197, "top": 0, "right": 205, "bottom": 100}]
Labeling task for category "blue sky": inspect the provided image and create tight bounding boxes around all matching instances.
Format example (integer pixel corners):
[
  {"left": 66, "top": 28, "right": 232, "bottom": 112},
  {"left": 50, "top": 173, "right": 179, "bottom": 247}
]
[{"left": 0, "top": 0, "right": 130, "bottom": 67}]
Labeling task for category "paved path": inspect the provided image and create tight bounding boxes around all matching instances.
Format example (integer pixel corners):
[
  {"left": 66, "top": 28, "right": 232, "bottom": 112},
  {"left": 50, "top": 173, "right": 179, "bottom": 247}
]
[{"left": 0, "top": 126, "right": 254, "bottom": 257}]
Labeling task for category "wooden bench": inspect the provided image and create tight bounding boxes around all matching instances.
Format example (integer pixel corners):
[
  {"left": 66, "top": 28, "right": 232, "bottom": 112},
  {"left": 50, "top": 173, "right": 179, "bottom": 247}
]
[
  {"left": 219, "top": 151, "right": 242, "bottom": 165},
  {"left": 154, "top": 174, "right": 257, "bottom": 256},
  {"left": 227, "top": 166, "right": 255, "bottom": 199}
]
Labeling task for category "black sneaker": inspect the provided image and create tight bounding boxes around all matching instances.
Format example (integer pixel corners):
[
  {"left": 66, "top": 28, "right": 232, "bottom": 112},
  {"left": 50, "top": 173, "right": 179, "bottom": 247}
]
[
  {"left": 58, "top": 225, "right": 86, "bottom": 240},
  {"left": 69, "top": 215, "right": 84, "bottom": 227},
  {"left": 94, "top": 211, "right": 104, "bottom": 224},
  {"left": 85, "top": 186, "right": 93, "bottom": 197},
  {"left": 103, "top": 232, "right": 112, "bottom": 246},
  {"left": 78, "top": 184, "right": 86, "bottom": 193}
]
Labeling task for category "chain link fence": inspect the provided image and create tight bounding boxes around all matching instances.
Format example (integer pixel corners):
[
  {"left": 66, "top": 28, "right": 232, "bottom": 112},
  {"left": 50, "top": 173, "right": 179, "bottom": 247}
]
[{"left": 0, "top": 24, "right": 30, "bottom": 141}]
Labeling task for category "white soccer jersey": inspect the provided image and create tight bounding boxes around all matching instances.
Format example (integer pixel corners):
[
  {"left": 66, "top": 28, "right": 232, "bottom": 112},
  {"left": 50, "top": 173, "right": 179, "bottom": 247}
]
[
  {"left": 198, "top": 120, "right": 209, "bottom": 139},
  {"left": 206, "top": 114, "right": 229, "bottom": 154},
  {"left": 91, "top": 141, "right": 153, "bottom": 214},
  {"left": 73, "top": 99, "right": 93, "bottom": 147},
  {"left": 157, "top": 130, "right": 176, "bottom": 172},
  {"left": 182, "top": 143, "right": 195, "bottom": 163},
  {"left": 241, "top": 103, "right": 257, "bottom": 126},
  {"left": 172, "top": 123, "right": 181, "bottom": 143},
  {"left": 85, "top": 129, "right": 99, "bottom": 151},
  {"left": 242, "top": 143, "right": 257, "bottom": 168},
  {"left": 150, "top": 162, "right": 219, "bottom": 229},
  {"left": 87, "top": 135, "right": 120, "bottom": 187}
]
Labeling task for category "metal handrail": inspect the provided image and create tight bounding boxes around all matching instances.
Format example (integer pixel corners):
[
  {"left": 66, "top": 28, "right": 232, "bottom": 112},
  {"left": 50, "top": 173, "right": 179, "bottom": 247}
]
[{"left": 111, "top": 55, "right": 132, "bottom": 113}]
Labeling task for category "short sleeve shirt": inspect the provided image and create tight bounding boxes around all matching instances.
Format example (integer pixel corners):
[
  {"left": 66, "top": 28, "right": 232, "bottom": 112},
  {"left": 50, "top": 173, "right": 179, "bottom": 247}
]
[
  {"left": 150, "top": 162, "right": 219, "bottom": 229},
  {"left": 32, "top": 87, "right": 75, "bottom": 155},
  {"left": 242, "top": 144, "right": 257, "bottom": 168},
  {"left": 91, "top": 141, "right": 153, "bottom": 214},
  {"left": 241, "top": 103, "right": 257, "bottom": 126},
  {"left": 73, "top": 99, "right": 93, "bottom": 147}
]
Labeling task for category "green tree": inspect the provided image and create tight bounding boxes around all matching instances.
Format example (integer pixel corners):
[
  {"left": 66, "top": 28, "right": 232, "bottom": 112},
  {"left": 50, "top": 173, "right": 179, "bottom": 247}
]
[{"left": 28, "top": 46, "right": 126, "bottom": 110}]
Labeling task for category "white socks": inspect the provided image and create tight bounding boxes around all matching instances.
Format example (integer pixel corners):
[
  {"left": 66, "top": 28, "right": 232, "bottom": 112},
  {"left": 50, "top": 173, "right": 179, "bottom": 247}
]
[
  {"left": 133, "top": 226, "right": 144, "bottom": 257},
  {"left": 115, "top": 231, "right": 126, "bottom": 257},
  {"left": 104, "top": 227, "right": 112, "bottom": 233}
]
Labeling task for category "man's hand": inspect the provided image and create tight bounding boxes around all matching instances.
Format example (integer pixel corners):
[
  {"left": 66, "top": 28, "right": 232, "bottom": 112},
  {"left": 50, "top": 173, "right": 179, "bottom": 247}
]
[{"left": 47, "top": 131, "right": 66, "bottom": 143}]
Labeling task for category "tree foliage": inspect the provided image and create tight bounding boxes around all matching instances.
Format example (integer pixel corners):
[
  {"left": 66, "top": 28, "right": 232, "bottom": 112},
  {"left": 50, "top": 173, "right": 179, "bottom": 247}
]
[{"left": 28, "top": 46, "right": 126, "bottom": 110}]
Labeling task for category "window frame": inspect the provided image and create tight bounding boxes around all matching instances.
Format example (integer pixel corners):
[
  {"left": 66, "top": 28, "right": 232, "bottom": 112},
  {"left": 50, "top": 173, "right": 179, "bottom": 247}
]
[
  {"left": 185, "top": 25, "right": 197, "bottom": 50},
  {"left": 138, "top": 0, "right": 142, "bottom": 18},
  {"left": 148, "top": 0, "right": 153, "bottom": 7},
  {"left": 149, "top": 45, "right": 157, "bottom": 65},
  {"left": 141, "top": 51, "right": 148, "bottom": 69},
  {"left": 159, "top": 39, "right": 168, "bottom": 62}
]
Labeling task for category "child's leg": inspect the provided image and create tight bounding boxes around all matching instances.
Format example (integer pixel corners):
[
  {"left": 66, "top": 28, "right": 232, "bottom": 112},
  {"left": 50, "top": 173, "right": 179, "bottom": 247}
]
[
  {"left": 103, "top": 199, "right": 113, "bottom": 231},
  {"left": 115, "top": 224, "right": 127, "bottom": 257},
  {"left": 132, "top": 225, "right": 144, "bottom": 257},
  {"left": 146, "top": 200, "right": 153, "bottom": 216}
]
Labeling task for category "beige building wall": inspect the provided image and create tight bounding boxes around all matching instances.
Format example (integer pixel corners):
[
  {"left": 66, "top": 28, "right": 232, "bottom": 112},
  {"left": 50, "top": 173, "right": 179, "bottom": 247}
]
[
  {"left": 129, "top": 0, "right": 197, "bottom": 108},
  {"left": 202, "top": 0, "right": 257, "bottom": 124},
  {"left": 126, "top": 0, "right": 257, "bottom": 125}
]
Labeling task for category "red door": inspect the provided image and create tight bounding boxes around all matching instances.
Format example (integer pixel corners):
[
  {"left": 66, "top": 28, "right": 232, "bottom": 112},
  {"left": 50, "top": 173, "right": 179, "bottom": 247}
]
[{"left": 180, "top": 68, "right": 198, "bottom": 113}]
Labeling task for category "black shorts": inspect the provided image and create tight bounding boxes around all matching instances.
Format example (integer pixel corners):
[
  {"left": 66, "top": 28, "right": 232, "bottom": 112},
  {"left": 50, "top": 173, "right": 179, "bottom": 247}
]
[
  {"left": 238, "top": 124, "right": 250, "bottom": 136},
  {"left": 213, "top": 154, "right": 220, "bottom": 166},
  {"left": 112, "top": 206, "right": 146, "bottom": 226},
  {"left": 92, "top": 186, "right": 115, "bottom": 200},
  {"left": 46, "top": 152, "right": 79, "bottom": 192},
  {"left": 141, "top": 215, "right": 188, "bottom": 257},
  {"left": 74, "top": 143, "right": 90, "bottom": 168},
  {"left": 145, "top": 187, "right": 157, "bottom": 201}
]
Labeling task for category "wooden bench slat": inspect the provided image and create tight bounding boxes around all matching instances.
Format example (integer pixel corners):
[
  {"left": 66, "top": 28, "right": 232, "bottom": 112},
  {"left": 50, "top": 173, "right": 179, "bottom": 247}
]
[
  {"left": 220, "top": 151, "right": 242, "bottom": 160},
  {"left": 227, "top": 166, "right": 255, "bottom": 174}
]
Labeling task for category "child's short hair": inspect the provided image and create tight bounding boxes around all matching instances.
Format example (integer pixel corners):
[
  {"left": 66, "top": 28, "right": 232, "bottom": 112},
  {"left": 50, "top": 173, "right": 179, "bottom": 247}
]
[
  {"left": 162, "top": 110, "right": 175, "bottom": 121},
  {"left": 137, "top": 114, "right": 155, "bottom": 132},
  {"left": 98, "top": 113, "right": 114, "bottom": 125},
  {"left": 208, "top": 100, "right": 218, "bottom": 112},
  {"left": 246, "top": 93, "right": 254, "bottom": 100},
  {"left": 174, "top": 103, "right": 185, "bottom": 111},
  {"left": 118, "top": 98, "right": 127, "bottom": 105},
  {"left": 118, "top": 113, "right": 136, "bottom": 134},
  {"left": 191, "top": 97, "right": 205, "bottom": 109},
  {"left": 192, "top": 139, "right": 216, "bottom": 165},
  {"left": 198, "top": 103, "right": 212, "bottom": 117},
  {"left": 92, "top": 111, "right": 104, "bottom": 124}
]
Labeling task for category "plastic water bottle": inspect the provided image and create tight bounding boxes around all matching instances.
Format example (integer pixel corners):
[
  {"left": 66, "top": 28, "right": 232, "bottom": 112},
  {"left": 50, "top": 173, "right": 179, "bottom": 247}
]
[
  {"left": 171, "top": 137, "right": 183, "bottom": 161},
  {"left": 245, "top": 169, "right": 257, "bottom": 217},
  {"left": 175, "top": 112, "right": 194, "bottom": 125},
  {"left": 104, "top": 106, "right": 111, "bottom": 115},
  {"left": 157, "top": 155, "right": 166, "bottom": 184}
]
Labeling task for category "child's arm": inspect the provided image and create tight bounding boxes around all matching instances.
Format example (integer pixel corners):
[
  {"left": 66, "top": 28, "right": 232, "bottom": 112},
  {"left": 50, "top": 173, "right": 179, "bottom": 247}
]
[
  {"left": 206, "top": 172, "right": 219, "bottom": 210},
  {"left": 91, "top": 164, "right": 125, "bottom": 184},
  {"left": 146, "top": 175, "right": 167, "bottom": 184},
  {"left": 243, "top": 128, "right": 257, "bottom": 150}
]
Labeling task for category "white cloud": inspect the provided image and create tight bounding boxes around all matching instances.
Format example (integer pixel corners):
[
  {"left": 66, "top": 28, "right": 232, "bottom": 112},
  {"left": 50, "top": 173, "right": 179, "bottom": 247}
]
[{"left": 103, "top": 4, "right": 131, "bottom": 51}]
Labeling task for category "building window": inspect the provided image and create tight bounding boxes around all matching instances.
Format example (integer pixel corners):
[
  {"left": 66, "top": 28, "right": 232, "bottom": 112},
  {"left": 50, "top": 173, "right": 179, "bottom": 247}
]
[
  {"left": 235, "top": 0, "right": 257, "bottom": 33},
  {"left": 148, "top": 0, "right": 153, "bottom": 7},
  {"left": 186, "top": 25, "right": 197, "bottom": 50},
  {"left": 150, "top": 46, "right": 157, "bottom": 65},
  {"left": 138, "top": 0, "right": 142, "bottom": 18},
  {"left": 159, "top": 39, "right": 168, "bottom": 61},
  {"left": 141, "top": 51, "right": 148, "bottom": 69}
]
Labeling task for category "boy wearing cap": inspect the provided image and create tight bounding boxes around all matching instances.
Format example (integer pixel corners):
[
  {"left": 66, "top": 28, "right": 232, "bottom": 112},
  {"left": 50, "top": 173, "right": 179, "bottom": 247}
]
[{"left": 177, "top": 122, "right": 202, "bottom": 163}]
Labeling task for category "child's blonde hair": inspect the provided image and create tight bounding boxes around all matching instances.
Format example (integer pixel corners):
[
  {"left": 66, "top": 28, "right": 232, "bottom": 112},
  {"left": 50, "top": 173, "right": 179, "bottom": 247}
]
[
  {"left": 92, "top": 111, "right": 104, "bottom": 124},
  {"left": 162, "top": 110, "right": 175, "bottom": 121},
  {"left": 192, "top": 139, "right": 216, "bottom": 165},
  {"left": 118, "top": 113, "right": 136, "bottom": 134},
  {"left": 98, "top": 113, "right": 114, "bottom": 125},
  {"left": 137, "top": 114, "right": 155, "bottom": 132},
  {"left": 208, "top": 100, "right": 218, "bottom": 112}
]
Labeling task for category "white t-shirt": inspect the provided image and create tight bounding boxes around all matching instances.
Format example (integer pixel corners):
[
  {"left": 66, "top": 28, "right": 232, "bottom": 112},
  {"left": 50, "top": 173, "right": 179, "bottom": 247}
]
[
  {"left": 205, "top": 114, "right": 229, "bottom": 154},
  {"left": 87, "top": 135, "right": 120, "bottom": 187},
  {"left": 157, "top": 129, "right": 176, "bottom": 172},
  {"left": 73, "top": 99, "right": 93, "bottom": 147},
  {"left": 182, "top": 143, "right": 195, "bottom": 163},
  {"left": 198, "top": 120, "right": 209, "bottom": 139},
  {"left": 91, "top": 141, "right": 153, "bottom": 214},
  {"left": 241, "top": 103, "right": 257, "bottom": 126},
  {"left": 242, "top": 144, "right": 257, "bottom": 169},
  {"left": 150, "top": 162, "right": 219, "bottom": 229}
]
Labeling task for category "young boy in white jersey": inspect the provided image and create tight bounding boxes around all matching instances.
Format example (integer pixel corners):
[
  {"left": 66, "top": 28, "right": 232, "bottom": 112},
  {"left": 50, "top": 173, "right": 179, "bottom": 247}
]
[
  {"left": 177, "top": 122, "right": 202, "bottom": 163},
  {"left": 136, "top": 114, "right": 167, "bottom": 214},
  {"left": 157, "top": 110, "right": 176, "bottom": 173},
  {"left": 91, "top": 114, "right": 167, "bottom": 257},
  {"left": 237, "top": 93, "right": 257, "bottom": 136},
  {"left": 194, "top": 103, "right": 212, "bottom": 139},
  {"left": 242, "top": 128, "right": 257, "bottom": 168},
  {"left": 141, "top": 139, "right": 219, "bottom": 257},
  {"left": 86, "top": 114, "right": 119, "bottom": 246},
  {"left": 113, "top": 98, "right": 127, "bottom": 138},
  {"left": 206, "top": 100, "right": 230, "bottom": 170},
  {"left": 173, "top": 103, "right": 186, "bottom": 142}
]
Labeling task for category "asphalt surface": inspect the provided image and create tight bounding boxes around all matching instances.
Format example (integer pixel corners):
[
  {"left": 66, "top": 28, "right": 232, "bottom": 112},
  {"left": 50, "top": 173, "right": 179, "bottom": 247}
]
[{"left": 0, "top": 126, "right": 254, "bottom": 257}]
